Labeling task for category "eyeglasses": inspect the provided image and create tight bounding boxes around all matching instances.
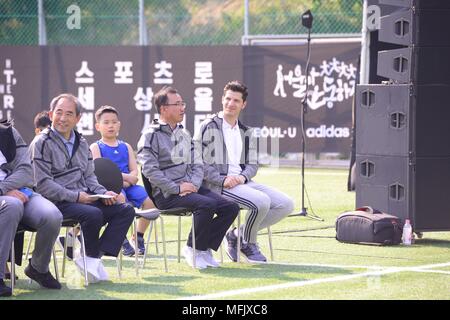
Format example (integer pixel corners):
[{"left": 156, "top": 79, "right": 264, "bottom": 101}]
[{"left": 164, "top": 101, "right": 186, "bottom": 107}]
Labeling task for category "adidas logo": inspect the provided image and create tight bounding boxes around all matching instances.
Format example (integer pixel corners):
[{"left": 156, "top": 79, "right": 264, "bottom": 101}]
[{"left": 306, "top": 125, "right": 350, "bottom": 138}]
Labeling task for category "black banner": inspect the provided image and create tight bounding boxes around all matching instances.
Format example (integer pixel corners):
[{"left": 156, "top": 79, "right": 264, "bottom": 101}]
[{"left": 0, "top": 43, "right": 359, "bottom": 154}]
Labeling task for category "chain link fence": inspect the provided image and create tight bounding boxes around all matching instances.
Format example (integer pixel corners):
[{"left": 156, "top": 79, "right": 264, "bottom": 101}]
[{"left": 0, "top": 0, "right": 362, "bottom": 45}]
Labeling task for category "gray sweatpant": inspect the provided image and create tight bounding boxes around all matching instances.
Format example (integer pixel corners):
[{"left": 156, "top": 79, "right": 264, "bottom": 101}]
[
  {"left": 0, "top": 194, "right": 62, "bottom": 278},
  {"left": 221, "top": 181, "right": 294, "bottom": 244}
]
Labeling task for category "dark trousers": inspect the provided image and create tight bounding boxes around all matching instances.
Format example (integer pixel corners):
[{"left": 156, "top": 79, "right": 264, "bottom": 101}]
[
  {"left": 155, "top": 187, "right": 239, "bottom": 251},
  {"left": 56, "top": 201, "right": 135, "bottom": 258}
]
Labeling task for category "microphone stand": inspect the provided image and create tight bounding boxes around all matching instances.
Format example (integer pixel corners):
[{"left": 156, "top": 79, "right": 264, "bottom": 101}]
[{"left": 290, "top": 17, "right": 324, "bottom": 222}]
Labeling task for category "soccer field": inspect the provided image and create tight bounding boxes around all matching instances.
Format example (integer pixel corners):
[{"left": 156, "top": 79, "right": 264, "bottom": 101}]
[{"left": 8, "top": 167, "right": 450, "bottom": 300}]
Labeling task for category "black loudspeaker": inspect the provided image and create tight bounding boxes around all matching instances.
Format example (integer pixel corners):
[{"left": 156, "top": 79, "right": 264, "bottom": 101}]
[
  {"left": 356, "top": 1, "right": 450, "bottom": 232},
  {"left": 356, "top": 84, "right": 450, "bottom": 157},
  {"left": 356, "top": 154, "right": 450, "bottom": 231},
  {"left": 379, "top": 8, "right": 450, "bottom": 47},
  {"left": 377, "top": 47, "right": 450, "bottom": 84},
  {"left": 355, "top": 84, "right": 450, "bottom": 231}
]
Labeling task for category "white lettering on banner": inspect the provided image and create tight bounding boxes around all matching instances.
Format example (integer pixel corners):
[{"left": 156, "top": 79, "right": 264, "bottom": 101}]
[
  {"left": 194, "top": 62, "right": 213, "bottom": 85},
  {"left": 114, "top": 61, "right": 133, "bottom": 84},
  {"left": 75, "top": 61, "right": 95, "bottom": 136},
  {"left": 154, "top": 60, "right": 173, "bottom": 84},
  {"left": 306, "top": 125, "right": 350, "bottom": 138},
  {"left": 273, "top": 58, "right": 356, "bottom": 110},
  {"left": 254, "top": 126, "right": 297, "bottom": 139},
  {"left": 1, "top": 59, "right": 17, "bottom": 113},
  {"left": 75, "top": 61, "right": 94, "bottom": 84},
  {"left": 77, "top": 87, "right": 95, "bottom": 110},
  {"left": 134, "top": 87, "right": 153, "bottom": 111},
  {"left": 194, "top": 61, "right": 214, "bottom": 118},
  {"left": 77, "top": 113, "right": 94, "bottom": 136},
  {"left": 194, "top": 87, "right": 213, "bottom": 112}
]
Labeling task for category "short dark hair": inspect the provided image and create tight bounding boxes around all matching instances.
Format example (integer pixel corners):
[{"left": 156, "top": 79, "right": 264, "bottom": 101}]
[
  {"left": 154, "top": 86, "right": 178, "bottom": 113},
  {"left": 49, "top": 93, "right": 82, "bottom": 116},
  {"left": 34, "top": 110, "right": 51, "bottom": 130},
  {"left": 95, "top": 105, "right": 119, "bottom": 122},
  {"left": 223, "top": 80, "right": 248, "bottom": 102}
]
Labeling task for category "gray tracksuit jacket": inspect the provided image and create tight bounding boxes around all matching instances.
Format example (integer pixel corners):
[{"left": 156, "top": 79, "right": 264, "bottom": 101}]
[
  {"left": 0, "top": 123, "right": 33, "bottom": 195},
  {"left": 137, "top": 121, "right": 203, "bottom": 199},
  {"left": 30, "top": 127, "right": 107, "bottom": 203},
  {"left": 194, "top": 114, "right": 258, "bottom": 195}
]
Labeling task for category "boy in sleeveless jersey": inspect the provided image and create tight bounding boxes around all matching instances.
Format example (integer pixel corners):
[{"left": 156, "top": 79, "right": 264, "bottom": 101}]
[{"left": 90, "top": 106, "right": 155, "bottom": 256}]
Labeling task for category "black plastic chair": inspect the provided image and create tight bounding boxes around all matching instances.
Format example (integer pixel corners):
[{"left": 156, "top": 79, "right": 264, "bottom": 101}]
[
  {"left": 93, "top": 157, "right": 141, "bottom": 276},
  {"left": 141, "top": 173, "right": 198, "bottom": 269},
  {"left": 94, "top": 157, "right": 171, "bottom": 274},
  {"left": 10, "top": 223, "right": 58, "bottom": 294}
]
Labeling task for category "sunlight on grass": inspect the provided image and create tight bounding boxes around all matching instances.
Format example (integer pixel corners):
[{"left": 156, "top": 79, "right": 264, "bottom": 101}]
[{"left": 7, "top": 167, "right": 450, "bottom": 300}]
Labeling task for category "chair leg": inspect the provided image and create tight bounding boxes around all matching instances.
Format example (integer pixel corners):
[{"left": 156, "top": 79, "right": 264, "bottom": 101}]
[
  {"left": 116, "top": 255, "right": 122, "bottom": 279},
  {"left": 159, "top": 216, "right": 168, "bottom": 272},
  {"left": 177, "top": 216, "right": 181, "bottom": 263},
  {"left": 53, "top": 246, "right": 59, "bottom": 282},
  {"left": 62, "top": 228, "right": 68, "bottom": 278},
  {"left": 237, "top": 212, "right": 241, "bottom": 263},
  {"left": 153, "top": 219, "right": 159, "bottom": 254},
  {"left": 133, "top": 218, "right": 139, "bottom": 276},
  {"left": 191, "top": 214, "right": 196, "bottom": 268},
  {"left": 267, "top": 226, "right": 274, "bottom": 261},
  {"left": 143, "top": 220, "right": 152, "bottom": 268},
  {"left": 11, "top": 241, "right": 15, "bottom": 294},
  {"left": 25, "top": 232, "right": 34, "bottom": 261},
  {"left": 78, "top": 228, "right": 89, "bottom": 286}
]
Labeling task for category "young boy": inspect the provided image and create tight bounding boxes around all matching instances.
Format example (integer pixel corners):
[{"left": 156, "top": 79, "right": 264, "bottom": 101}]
[
  {"left": 33, "top": 111, "right": 52, "bottom": 135},
  {"left": 90, "top": 105, "right": 155, "bottom": 256}
]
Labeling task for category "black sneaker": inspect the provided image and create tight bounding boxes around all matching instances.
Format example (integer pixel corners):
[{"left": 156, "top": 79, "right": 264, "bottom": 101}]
[
  {"left": 24, "top": 260, "right": 61, "bottom": 289},
  {"left": 0, "top": 280, "right": 12, "bottom": 297},
  {"left": 131, "top": 235, "right": 146, "bottom": 255},
  {"left": 225, "top": 228, "right": 239, "bottom": 262},
  {"left": 122, "top": 239, "right": 135, "bottom": 257},
  {"left": 240, "top": 242, "right": 267, "bottom": 263},
  {"left": 58, "top": 235, "right": 74, "bottom": 260}
]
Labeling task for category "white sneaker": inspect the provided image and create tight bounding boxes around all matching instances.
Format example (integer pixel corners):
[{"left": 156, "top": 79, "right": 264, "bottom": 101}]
[
  {"left": 200, "top": 249, "right": 220, "bottom": 268},
  {"left": 182, "top": 246, "right": 208, "bottom": 269}
]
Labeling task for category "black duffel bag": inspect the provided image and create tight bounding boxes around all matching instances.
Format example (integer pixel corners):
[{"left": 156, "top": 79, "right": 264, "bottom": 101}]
[{"left": 336, "top": 206, "right": 403, "bottom": 245}]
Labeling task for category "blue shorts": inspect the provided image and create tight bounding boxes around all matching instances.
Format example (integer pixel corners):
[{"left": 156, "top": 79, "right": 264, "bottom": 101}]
[{"left": 122, "top": 185, "right": 148, "bottom": 208}]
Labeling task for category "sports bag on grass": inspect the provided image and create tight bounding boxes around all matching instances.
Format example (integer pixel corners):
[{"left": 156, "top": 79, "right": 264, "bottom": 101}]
[{"left": 336, "top": 206, "right": 402, "bottom": 245}]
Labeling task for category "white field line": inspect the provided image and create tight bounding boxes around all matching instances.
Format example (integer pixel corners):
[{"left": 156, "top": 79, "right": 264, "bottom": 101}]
[
  {"left": 178, "top": 262, "right": 450, "bottom": 300},
  {"left": 265, "top": 260, "right": 386, "bottom": 270},
  {"left": 410, "top": 269, "right": 450, "bottom": 275},
  {"left": 258, "top": 170, "right": 347, "bottom": 176},
  {"left": 115, "top": 256, "right": 386, "bottom": 270}
]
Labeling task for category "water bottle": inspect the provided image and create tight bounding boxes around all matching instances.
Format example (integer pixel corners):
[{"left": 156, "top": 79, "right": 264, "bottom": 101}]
[{"left": 402, "top": 219, "right": 412, "bottom": 245}]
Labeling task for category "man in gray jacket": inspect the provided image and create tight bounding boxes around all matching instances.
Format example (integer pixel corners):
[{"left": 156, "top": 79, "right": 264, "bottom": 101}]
[
  {"left": 137, "top": 86, "right": 239, "bottom": 269},
  {"left": 30, "top": 94, "right": 135, "bottom": 279},
  {"left": 0, "top": 120, "right": 62, "bottom": 297},
  {"left": 196, "top": 80, "right": 294, "bottom": 263}
]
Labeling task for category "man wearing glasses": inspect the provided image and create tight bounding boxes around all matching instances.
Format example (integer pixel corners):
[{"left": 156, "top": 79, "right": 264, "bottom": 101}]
[
  {"left": 196, "top": 80, "right": 294, "bottom": 263},
  {"left": 137, "top": 86, "right": 239, "bottom": 269}
]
